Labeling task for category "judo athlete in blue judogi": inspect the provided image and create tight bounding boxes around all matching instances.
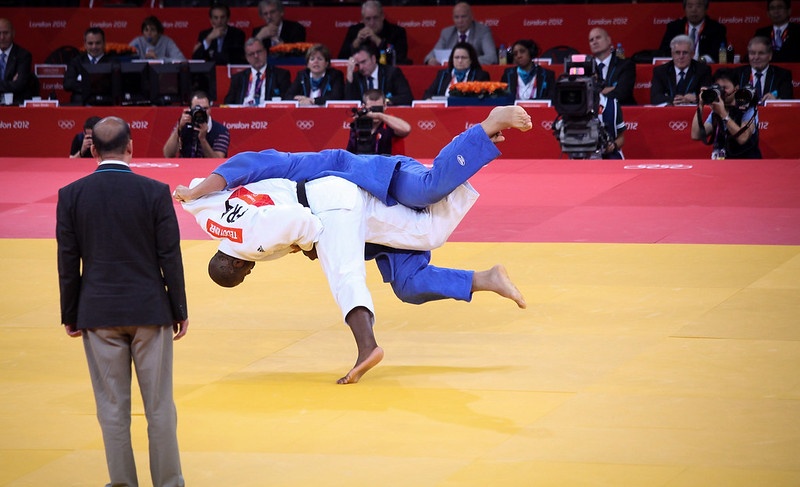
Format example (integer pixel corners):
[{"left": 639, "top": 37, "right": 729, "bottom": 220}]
[{"left": 174, "top": 105, "right": 532, "bottom": 384}]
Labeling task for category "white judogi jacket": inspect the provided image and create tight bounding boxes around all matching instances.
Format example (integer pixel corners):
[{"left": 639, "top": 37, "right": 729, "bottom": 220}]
[{"left": 181, "top": 176, "right": 478, "bottom": 318}]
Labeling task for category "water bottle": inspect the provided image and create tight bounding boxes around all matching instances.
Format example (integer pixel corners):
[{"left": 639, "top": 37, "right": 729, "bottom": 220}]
[
  {"left": 379, "top": 49, "right": 387, "bottom": 65},
  {"left": 498, "top": 44, "right": 507, "bottom": 65},
  {"left": 726, "top": 43, "right": 735, "bottom": 64},
  {"left": 616, "top": 42, "right": 625, "bottom": 59},
  {"left": 718, "top": 43, "right": 727, "bottom": 64},
  {"left": 385, "top": 44, "right": 395, "bottom": 65}
]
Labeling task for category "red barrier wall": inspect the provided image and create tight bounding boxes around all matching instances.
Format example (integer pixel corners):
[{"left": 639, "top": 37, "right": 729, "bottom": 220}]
[{"left": 0, "top": 105, "right": 795, "bottom": 159}]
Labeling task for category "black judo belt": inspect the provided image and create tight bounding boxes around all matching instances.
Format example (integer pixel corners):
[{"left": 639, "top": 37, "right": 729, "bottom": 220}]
[{"left": 296, "top": 180, "right": 310, "bottom": 208}]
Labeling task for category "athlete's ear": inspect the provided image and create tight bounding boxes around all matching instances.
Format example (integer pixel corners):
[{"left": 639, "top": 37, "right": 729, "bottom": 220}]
[{"left": 232, "top": 259, "right": 254, "bottom": 269}]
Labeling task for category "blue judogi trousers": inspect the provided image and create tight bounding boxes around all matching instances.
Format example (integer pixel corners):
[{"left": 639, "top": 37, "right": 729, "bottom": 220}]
[{"left": 213, "top": 124, "right": 501, "bottom": 304}]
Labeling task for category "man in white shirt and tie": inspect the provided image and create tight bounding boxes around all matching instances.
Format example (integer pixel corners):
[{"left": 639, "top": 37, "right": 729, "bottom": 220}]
[
  {"left": 63, "top": 27, "right": 112, "bottom": 106},
  {"left": 345, "top": 41, "right": 413, "bottom": 106},
  {"left": 735, "top": 35, "right": 794, "bottom": 104},
  {"left": 650, "top": 34, "right": 712, "bottom": 105},
  {"left": 588, "top": 27, "right": 637, "bottom": 105},
  {"left": 755, "top": 0, "right": 800, "bottom": 62},
  {"left": 223, "top": 38, "right": 290, "bottom": 106},
  {"left": 423, "top": 2, "right": 497, "bottom": 66},
  {"left": 657, "top": 0, "right": 727, "bottom": 63}
]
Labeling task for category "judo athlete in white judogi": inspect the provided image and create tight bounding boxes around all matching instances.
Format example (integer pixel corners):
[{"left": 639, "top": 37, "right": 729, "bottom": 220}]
[{"left": 175, "top": 106, "right": 532, "bottom": 384}]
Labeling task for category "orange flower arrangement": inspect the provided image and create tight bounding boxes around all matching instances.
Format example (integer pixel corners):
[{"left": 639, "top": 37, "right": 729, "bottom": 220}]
[
  {"left": 268, "top": 42, "right": 316, "bottom": 57},
  {"left": 80, "top": 42, "right": 137, "bottom": 56},
  {"left": 449, "top": 81, "right": 509, "bottom": 98}
]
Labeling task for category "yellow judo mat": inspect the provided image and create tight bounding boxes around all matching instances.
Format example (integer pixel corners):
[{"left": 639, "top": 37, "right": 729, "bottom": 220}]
[{"left": 2, "top": 239, "right": 799, "bottom": 486}]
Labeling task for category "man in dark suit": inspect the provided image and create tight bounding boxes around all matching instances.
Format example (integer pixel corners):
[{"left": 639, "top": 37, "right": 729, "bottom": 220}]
[
  {"left": 589, "top": 27, "right": 637, "bottom": 105},
  {"left": 651, "top": 34, "right": 713, "bottom": 105},
  {"left": 736, "top": 36, "right": 794, "bottom": 103},
  {"left": 192, "top": 3, "right": 246, "bottom": 65},
  {"left": 252, "top": 0, "right": 306, "bottom": 47},
  {"left": 755, "top": 0, "right": 800, "bottom": 62},
  {"left": 345, "top": 41, "right": 413, "bottom": 106},
  {"left": 57, "top": 116, "right": 188, "bottom": 487},
  {"left": 338, "top": 0, "right": 410, "bottom": 65},
  {"left": 0, "top": 18, "right": 35, "bottom": 105},
  {"left": 224, "top": 38, "right": 290, "bottom": 105},
  {"left": 658, "top": 0, "right": 727, "bottom": 62},
  {"left": 424, "top": 1, "right": 497, "bottom": 66},
  {"left": 63, "top": 27, "right": 115, "bottom": 106}
]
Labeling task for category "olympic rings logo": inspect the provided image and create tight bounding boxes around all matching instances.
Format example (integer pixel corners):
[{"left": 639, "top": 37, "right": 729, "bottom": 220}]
[
  {"left": 58, "top": 120, "right": 76, "bottom": 130},
  {"left": 417, "top": 120, "right": 436, "bottom": 130},
  {"left": 669, "top": 121, "right": 688, "bottom": 131},
  {"left": 540, "top": 120, "right": 553, "bottom": 130},
  {"left": 296, "top": 120, "right": 314, "bottom": 130}
]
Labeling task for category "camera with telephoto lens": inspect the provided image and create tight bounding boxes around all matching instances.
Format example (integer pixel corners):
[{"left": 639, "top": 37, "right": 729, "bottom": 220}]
[
  {"left": 700, "top": 84, "right": 722, "bottom": 105},
  {"left": 350, "top": 105, "right": 383, "bottom": 154},
  {"left": 188, "top": 105, "right": 208, "bottom": 128},
  {"left": 733, "top": 84, "right": 756, "bottom": 109},
  {"left": 552, "top": 54, "right": 611, "bottom": 159}
]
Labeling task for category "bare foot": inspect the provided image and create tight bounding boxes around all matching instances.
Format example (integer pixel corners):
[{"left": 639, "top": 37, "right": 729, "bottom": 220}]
[
  {"left": 481, "top": 106, "right": 533, "bottom": 138},
  {"left": 473, "top": 265, "right": 527, "bottom": 309},
  {"left": 337, "top": 346, "right": 384, "bottom": 384}
]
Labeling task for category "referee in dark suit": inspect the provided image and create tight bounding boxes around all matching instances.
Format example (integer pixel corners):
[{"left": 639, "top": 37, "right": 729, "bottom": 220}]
[{"left": 57, "top": 117, "right": 188, "bottom": 487}]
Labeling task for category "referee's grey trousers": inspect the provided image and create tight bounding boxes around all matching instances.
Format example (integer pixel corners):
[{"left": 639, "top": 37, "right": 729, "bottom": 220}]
[{"left": 83, "top": 324, "right": 184, "bottom": 487}]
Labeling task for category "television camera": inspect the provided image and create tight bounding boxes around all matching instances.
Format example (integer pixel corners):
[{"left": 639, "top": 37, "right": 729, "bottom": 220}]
[{"left": 551, "top": 54, "right": 611, "bottom": 159}]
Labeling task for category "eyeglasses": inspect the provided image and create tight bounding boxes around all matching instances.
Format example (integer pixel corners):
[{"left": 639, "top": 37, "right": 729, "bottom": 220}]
[{"left": 246, "top": 49, "right": 266, "bottom": 58}]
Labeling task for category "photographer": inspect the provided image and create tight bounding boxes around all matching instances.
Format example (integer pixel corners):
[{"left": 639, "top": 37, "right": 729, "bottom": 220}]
[
  {"left": 163, "top": 91, "right": 230, "bottom": 159},
  {"left": 690, "top": 68, "right": 761, "bottom": 159},
  {"left": 69, "top": 115, "right": 101, "bottom": 158},
  {"left": 346, "top": 89, "right": 411, "bottom": 155}
]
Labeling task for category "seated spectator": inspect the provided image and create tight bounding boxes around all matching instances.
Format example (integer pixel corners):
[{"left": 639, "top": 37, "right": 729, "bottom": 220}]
[
  {"left": 736, "top": 36, "right": 794, "bottom": 103},
  {"left": 755, "top": 0, "right": 800, "bottom": 62},
  {"left": 424, "top": 2, "right": 497, "bottom": 66},
  {"left": 422, "top": 42, "right": 489, "bottom": 99},
  {"left": 64, "top": 27, "right": 115, "bottom": 106},
  {"left": 129, "top": 15, "right": 186, "bottom": 62},
  {"left": 499, "top": 39, "right": 555, "bottom": 102},
  {"left": 657, "top": 0, "right": 727, "bottom": 63},
  {"left": 650, "top": 34, "right": 712, "bottom": 105},
  {"left": 588, "top": 27, "right": 636, "bottom": 105},
  {"left": 284, "top": 44, "right": 344, "bottom": 106},
  {"left": 691, "top": 68, "right": 761, "bottom": 159},
  {"left": 338, "top": 0, "right": 410, "bottom": 65},
  {"left": 192, "top": 3, "right": 247, "bottom": 65},
  {"left": 223, "top": 38, "right": 291, "bottom": 105},
  {"left": 252, "top": 0, "right": 306, "bottom": 47},
  {"left": 0, "top": 18, "right": 35, "bottom": 105},
  {"left": 163, "top": 91, "right": 230, "bottom": 159},
  {"left": 345, "top": 41, "right": 413, "bottom": 106},
  {"left": 69, "top": 115, "right": 101, "bottom": 158},
  {"left": 346, "top": 88, "right": 410, "bottom": 155}
]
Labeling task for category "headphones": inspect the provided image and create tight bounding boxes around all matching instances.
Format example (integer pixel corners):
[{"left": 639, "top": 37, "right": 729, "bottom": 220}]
[{"left": 513, "top": 39, "right": 539, "bottom": 60}]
